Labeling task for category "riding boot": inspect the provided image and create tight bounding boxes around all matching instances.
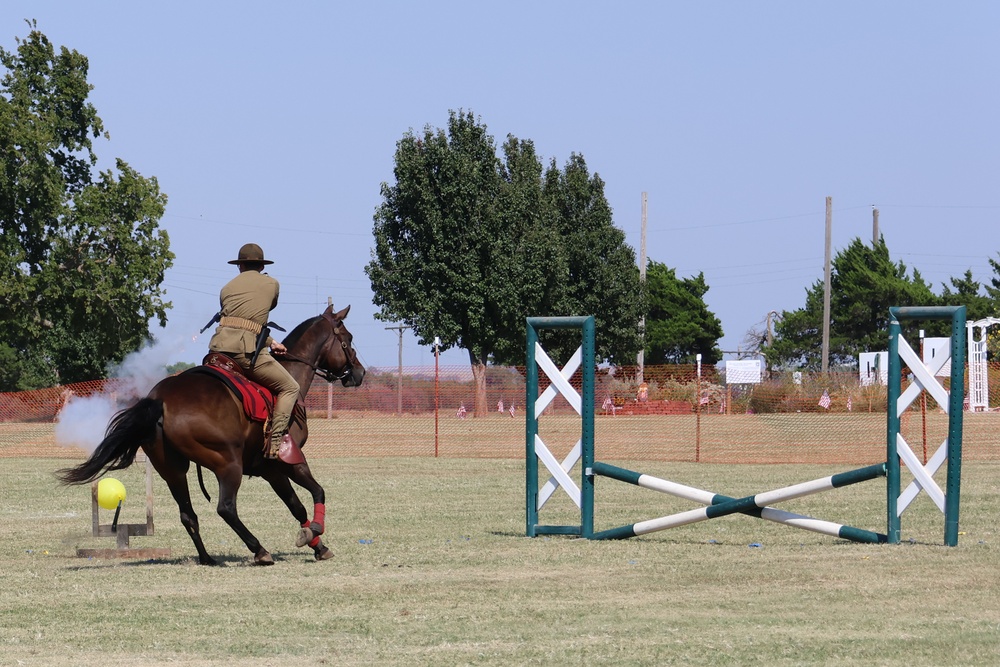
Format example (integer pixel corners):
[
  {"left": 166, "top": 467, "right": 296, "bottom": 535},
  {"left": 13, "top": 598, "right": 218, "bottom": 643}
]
[{"left": 265, "top": 433, "right": 283, "bottom": 459}]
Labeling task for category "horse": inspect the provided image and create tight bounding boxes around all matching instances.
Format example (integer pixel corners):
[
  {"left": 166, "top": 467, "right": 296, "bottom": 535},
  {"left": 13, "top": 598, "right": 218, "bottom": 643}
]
[{"left": 57, "top": 304, "right": 365, "bottom": 566}]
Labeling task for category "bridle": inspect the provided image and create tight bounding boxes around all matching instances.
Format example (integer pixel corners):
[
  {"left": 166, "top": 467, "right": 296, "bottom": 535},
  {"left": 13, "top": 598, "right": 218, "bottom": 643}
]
[{"left": 280, "top": 311, "right": 356, "bottom": 383}]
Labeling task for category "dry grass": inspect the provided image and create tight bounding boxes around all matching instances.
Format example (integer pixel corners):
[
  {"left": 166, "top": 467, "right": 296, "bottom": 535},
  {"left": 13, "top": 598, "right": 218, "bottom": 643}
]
[{"left": 1, "top": 455, "right": 998, "bottom": 666}]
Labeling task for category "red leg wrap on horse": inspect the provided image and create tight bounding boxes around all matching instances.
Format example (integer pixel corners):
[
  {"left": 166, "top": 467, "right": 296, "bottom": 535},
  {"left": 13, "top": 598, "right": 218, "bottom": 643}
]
[
  {"left": 308, "top": 535, "right": 321, "bottom": 548},
  {"left": 301, "top": 520, "right": 310, "bottom": 528},
  {"left": 313, "top": 503, "right": 326, "bottom": 533}
]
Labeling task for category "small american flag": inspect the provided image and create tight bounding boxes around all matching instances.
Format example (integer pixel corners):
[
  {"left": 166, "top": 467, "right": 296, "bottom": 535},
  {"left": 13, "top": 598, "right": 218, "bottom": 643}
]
[
  {"left": 847, "top": 395, "right": 853, "bottom": 412},
  {"left": 508, "top": 404, "right": 516, "bottom": 418},
  {"left": 818, "top": 390, "right": 831, "bottom": 409},
  {"left": 457, "top": 404, "right": 467, "bottom": 419}
]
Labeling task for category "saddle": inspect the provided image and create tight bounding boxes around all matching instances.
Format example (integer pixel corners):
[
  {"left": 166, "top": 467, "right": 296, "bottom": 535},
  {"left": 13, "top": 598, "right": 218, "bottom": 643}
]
[
  {"left": 190, "top": 353, "right": 275, "bottom": 421},
  {"left": 185, "top": 353, "right": 306, "bottom": 463}
]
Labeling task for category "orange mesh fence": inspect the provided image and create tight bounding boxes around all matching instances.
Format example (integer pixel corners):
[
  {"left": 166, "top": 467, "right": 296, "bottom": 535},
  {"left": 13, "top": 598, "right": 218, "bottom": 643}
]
[{"left": 3, "top": 363, "right": 1000, "bottom": 464}]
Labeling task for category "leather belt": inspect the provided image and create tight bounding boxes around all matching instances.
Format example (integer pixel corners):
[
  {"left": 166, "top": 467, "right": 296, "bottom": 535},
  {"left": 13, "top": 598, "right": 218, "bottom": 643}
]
[{"left": 219, "top": 316, "right": 262, "bottom": 335}]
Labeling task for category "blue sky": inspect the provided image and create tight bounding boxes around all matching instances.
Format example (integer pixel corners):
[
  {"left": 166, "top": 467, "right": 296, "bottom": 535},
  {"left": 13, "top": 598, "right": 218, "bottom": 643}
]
[{"left": 4, "top": 2, "right": 999, "bottom": 370}]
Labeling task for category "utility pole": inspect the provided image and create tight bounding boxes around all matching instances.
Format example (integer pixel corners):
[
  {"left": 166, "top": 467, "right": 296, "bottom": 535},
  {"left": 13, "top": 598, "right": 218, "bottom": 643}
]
[
  {"left": 637, "top": 192, "right": 648, "bottom": 384},
  {"left": 872, "top": 206, "right": 879, "bottom": 246},
  {"left": 821, "top": 196, "right": 832, "bottom": 374},
  {"left": 385, "top": 324, "right": 412, "bottom": 415},
  {"left": 765, "top": 310, "right": 778, "bottom": 376}
]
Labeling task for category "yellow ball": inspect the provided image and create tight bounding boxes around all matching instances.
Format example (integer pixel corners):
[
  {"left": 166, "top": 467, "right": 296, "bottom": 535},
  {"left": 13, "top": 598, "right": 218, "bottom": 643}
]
[{"left": 97, "top": 477, "right": 127, "bottom": 510}]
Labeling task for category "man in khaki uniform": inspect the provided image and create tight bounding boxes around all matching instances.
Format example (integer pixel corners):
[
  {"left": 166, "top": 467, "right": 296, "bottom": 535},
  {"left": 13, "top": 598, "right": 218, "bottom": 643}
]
[{"left": 209, "top": 243, "right": 299, "bottom": 458}]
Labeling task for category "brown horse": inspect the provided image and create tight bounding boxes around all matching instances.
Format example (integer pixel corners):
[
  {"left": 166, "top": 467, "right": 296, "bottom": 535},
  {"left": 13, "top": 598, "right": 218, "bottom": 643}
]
[{"left": 57, "top": 304, "right": 365, "bottom": 565}]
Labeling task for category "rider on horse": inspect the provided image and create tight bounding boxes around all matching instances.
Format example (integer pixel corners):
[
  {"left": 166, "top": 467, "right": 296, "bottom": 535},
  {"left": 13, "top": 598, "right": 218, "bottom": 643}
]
[{"left": 208, "top": 243, "right": 299, "bottom": 459}]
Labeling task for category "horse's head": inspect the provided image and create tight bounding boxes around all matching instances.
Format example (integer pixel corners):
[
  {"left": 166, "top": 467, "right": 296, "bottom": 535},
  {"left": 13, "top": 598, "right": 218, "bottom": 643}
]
[
  {"left": 318, "top": 304, "right": 365, "bottom": 387},
  {"left": 282, "top": 304, "right": 366, "bottom": 387}
]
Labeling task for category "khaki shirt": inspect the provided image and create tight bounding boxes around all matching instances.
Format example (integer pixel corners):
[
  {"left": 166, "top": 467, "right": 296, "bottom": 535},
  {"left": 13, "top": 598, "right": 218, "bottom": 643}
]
[{"left": 208, "top": 270, "right": 280, "bottom": 355}]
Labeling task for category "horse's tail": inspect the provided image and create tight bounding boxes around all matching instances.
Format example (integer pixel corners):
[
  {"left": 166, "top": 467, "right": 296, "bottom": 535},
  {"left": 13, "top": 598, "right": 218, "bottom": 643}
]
[{"left": 56, "top": 398, "right": 163, "bottom": 485}]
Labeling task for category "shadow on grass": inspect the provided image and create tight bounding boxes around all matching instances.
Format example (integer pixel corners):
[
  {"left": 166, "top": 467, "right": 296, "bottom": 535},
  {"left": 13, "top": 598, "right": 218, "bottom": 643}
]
[{"left": 63, "top": 548, "right": 326, "bottom": 569}]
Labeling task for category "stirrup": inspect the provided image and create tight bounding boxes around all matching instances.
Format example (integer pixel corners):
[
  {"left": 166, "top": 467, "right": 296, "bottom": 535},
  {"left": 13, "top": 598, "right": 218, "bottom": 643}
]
[{"left": 276, "top": 433, "right": 306, "bottom": 464}]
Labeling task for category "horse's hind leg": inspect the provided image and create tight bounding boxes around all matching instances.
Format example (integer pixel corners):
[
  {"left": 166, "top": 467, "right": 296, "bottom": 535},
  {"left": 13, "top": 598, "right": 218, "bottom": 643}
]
[
  {"left": 262, "top": 469, "right": 333, "bottom": 561},
  {"left": 215, "top": 464, "right": 272, "bottom": 566},
  {"left": 149, "top": 452, "right": 218, "bottom": 566}
]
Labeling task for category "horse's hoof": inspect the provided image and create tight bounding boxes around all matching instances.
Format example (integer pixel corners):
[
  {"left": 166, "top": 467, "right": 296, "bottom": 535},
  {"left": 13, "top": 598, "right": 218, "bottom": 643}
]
[
  {"left": 296, "top": 527, "right": 314, "bottom": 548},
  {"left": 254, "top": 551, "right": 274, "bottom": 566},
  {"left": 314, "top": 545, "right": 334, "bottom": 561}
]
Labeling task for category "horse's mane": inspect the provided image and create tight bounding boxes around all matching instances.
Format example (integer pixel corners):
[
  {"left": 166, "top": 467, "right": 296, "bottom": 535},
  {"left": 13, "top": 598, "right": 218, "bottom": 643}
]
[{"left": 282, "top": 316, "right": 322, "bottom": 349}]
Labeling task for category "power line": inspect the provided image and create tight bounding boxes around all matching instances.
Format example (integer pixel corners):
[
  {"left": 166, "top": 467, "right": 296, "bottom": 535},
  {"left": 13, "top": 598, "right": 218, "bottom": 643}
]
[
  {"left": 647, "top": 205, "right": 871, "bottom": 233},
  {"left": 162, "top": 212, "right": 371, "bottom": 236}
]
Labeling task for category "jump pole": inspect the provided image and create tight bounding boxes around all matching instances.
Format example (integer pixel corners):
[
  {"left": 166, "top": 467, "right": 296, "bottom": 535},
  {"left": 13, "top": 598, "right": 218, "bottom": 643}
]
[{"left": 590, "top": 461, "right": 887, "bottom": 543}]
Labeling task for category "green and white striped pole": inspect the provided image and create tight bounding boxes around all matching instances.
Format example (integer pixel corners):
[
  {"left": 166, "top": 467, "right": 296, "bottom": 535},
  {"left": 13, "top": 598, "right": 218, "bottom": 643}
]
[{"left": 591, "top": 462, "right": 887, "bottom": 543}]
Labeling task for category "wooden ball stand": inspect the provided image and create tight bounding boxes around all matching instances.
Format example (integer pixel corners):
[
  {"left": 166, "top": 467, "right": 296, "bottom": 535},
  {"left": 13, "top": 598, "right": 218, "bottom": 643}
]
[{"left": 76, "top": 454, "right": 171, "bottom": 560}]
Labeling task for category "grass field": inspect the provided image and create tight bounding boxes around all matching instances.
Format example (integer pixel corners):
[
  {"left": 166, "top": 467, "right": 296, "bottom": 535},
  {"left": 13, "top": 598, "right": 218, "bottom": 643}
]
[{"left": 1, "top": 455, "right": 998, "bottom": 666}]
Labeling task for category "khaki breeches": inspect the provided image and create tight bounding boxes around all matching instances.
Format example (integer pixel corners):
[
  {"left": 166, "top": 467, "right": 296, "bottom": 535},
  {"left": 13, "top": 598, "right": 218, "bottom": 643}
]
[{"left": 231, "top": 352, "right": 299, "bottom": 442}]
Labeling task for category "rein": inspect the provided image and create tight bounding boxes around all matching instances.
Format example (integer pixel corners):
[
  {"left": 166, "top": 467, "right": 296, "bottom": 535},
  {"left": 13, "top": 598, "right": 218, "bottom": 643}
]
[{"left": 280, "top": 312, "right": 355, "bottom": 383}]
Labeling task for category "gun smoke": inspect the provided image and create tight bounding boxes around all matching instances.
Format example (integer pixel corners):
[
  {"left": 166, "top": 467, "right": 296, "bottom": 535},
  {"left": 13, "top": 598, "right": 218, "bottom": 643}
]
[{"left": 55, "top": 334, "right": 198, "bottom": 454}]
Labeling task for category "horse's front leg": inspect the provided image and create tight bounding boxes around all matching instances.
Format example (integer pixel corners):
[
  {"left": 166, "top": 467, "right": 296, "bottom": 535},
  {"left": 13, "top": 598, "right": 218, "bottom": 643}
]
[
  {"left": 215, "top": 464, "right": 272, "bottom": 566},
  {"left": 283, "top": 461, "right": 328, "bottom": 549},
  {"left": 261, "top": 467, "right": 334, "bottom": 560}
]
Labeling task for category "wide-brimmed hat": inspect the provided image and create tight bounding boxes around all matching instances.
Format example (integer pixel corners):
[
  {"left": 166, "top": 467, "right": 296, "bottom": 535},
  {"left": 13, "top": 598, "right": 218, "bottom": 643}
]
[{"left": 228, "top": 243, "right": 273, "bottom": 265}]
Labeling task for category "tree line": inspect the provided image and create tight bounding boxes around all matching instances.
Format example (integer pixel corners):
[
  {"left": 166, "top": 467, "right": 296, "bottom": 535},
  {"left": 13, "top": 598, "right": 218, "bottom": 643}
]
[
  {"left": 4, "top": 25, "right": 996, "bottom": 400},
  {"left": 0, "top": 26, "right": 727, "bottom": 398},
  {"left": 761, "top": 238, "right": 1000, "bottom": 370}
]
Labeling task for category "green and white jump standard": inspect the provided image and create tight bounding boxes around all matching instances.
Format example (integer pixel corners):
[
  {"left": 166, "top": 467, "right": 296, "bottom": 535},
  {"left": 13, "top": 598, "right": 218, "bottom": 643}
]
[
  {"left": 525, "top": 316, "right": 596, "bottom": 538},
  {"left": 887, "top": 306, "right": 966, "bottom": 547}
]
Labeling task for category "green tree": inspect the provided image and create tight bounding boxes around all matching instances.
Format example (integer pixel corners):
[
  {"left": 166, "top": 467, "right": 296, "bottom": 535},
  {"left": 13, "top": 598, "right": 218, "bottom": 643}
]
[
  {"left": 166, "top": 361, "right": 195, "bottom": 374},
  {"left": 534, "top": 153, "right": 644, "bottom": 368},
  {"left": 366, "top": 110, "right": 642, "bottom": 415},
  {"left": 769, "top": 237, "right": 937, "bottom": 370},
  {"left": 940, "top": 269, "right": 993, "bottom": 322},
  {"left": 0, "top": 22, "right": 172, "bottom": 389},
  {"left": 642, "top": 260, "right": 723, "bottom": 364},
  {"left": 971, "top": 254, "right": 1000, "bottom": 358},
  {"left": 984, "top": 253, "right": 1000, "bottom": 307}
]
